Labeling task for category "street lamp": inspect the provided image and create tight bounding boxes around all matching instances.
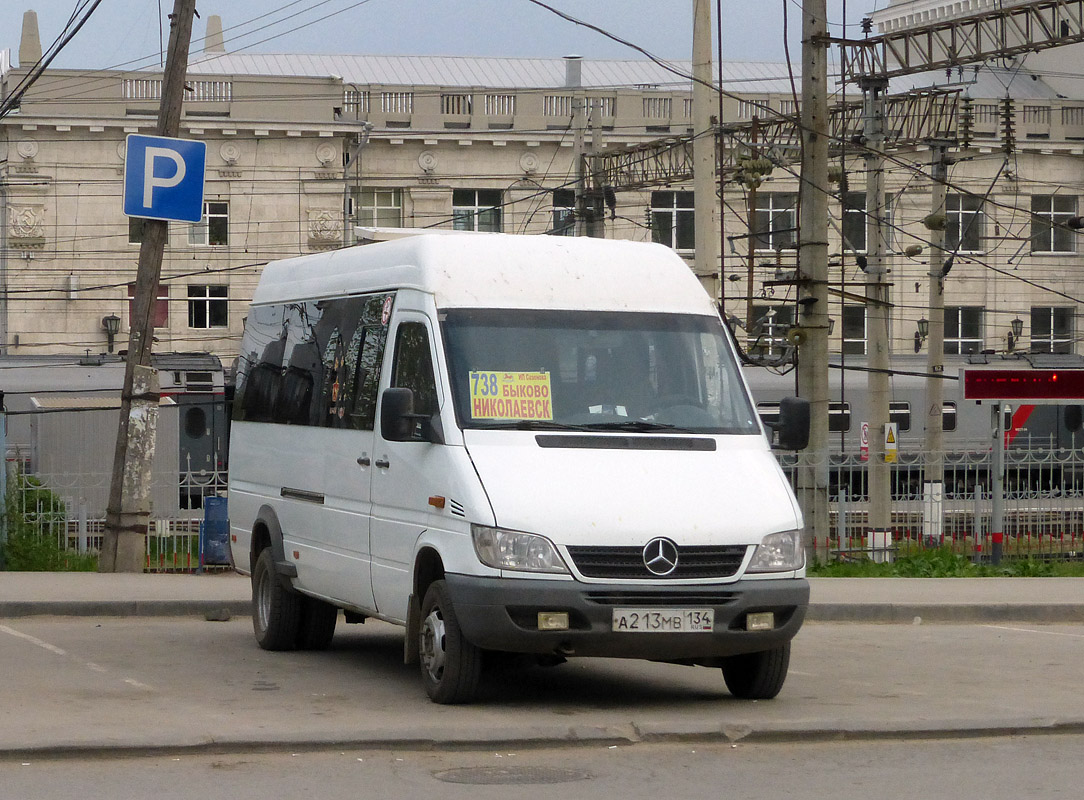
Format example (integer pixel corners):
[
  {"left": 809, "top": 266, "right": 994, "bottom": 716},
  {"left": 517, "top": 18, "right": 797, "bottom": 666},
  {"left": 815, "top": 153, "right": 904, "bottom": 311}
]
[
  {"left": 1008, "top": 316, "right": 1024, "bottom": 352},
  {"left": 101, "top": 314, "right": 121, "bottom": 353},
  {"left": 914, "top": 317, "right": 928, "bottom": 353}
]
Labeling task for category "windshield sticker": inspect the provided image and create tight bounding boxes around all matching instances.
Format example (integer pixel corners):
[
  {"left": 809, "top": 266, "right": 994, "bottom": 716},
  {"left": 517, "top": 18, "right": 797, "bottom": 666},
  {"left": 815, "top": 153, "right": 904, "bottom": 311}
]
[{"left": 469, "top": 371, "right": 553, "bottom": 420}]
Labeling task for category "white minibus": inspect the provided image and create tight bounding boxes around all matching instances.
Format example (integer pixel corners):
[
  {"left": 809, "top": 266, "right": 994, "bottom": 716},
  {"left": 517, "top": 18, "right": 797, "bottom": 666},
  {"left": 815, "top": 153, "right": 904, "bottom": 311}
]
[{"left": 229, "top": 233, "right": 810, "bottom": 703}]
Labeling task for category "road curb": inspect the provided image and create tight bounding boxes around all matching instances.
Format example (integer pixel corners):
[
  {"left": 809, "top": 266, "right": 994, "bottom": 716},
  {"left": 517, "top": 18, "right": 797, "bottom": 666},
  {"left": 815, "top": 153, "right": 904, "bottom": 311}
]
[
  {"left": 4, "top": 718, "right": 1084, "bottom": 760},
  {"left": 805, "top": 604, "right": 1084, "bottom": 623},
  {"left": 0, "top": 600, "right": 252, "bottom": 618}
]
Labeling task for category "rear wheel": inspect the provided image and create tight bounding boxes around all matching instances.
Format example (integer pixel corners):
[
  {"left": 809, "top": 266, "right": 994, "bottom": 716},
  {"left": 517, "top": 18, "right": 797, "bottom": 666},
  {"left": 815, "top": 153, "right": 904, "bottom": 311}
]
[
  {"left": 252, "top": 547, "right": 301, "bottom": 651},
  {"left": 720, "top": 642, "right": 791, "bottom": 699},
  {"left": 419, "top": 580, "right": 482, "bottom": 704},
  {"left": 296, "top": 596, "right": 338, "bottom": 650}
]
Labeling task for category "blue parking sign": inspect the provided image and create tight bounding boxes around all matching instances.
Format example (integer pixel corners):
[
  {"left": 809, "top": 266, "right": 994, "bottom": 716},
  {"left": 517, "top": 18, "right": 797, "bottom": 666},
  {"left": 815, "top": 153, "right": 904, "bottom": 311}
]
[{"left": 123, "top": 134, "right": 207, "bottom": 223}]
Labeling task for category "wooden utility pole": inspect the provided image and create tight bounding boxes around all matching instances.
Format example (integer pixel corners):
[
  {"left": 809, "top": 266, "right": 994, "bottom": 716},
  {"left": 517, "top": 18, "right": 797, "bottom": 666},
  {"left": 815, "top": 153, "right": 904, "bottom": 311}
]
[
  {"left": 100, "top": 0, "right": 197, "bottom": 572},
  {"left": 796, "top": 0, "right": 831, "bottom": 557}
]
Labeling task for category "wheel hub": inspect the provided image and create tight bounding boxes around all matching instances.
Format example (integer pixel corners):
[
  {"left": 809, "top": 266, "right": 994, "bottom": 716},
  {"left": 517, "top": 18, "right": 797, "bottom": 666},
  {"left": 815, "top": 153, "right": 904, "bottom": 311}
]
[{"left": 420, "top": 608, "right": 447, "bottom": 682}]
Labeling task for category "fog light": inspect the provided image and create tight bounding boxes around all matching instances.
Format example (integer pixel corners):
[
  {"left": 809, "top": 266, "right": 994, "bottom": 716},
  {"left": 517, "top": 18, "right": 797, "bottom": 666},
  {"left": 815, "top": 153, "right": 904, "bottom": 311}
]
[
  {"left": 746, "top": 612, "right": 775, "bottom": 631},
  {"left": 537, "top": 612, "right": 570, "bottom": 631}
]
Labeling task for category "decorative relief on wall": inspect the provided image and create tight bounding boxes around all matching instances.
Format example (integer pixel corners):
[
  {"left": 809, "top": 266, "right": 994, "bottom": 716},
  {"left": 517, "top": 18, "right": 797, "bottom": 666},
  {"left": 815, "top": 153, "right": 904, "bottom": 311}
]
[
  {"left": 220, "top": 142, "right": 240, "bottom": 164},
  {"left": 9, "top": 204, "right": 46, "bottom": 248},
  {"left": 315, "top": 142, "right": 337, "bottom": 166},
  {"left": 16, "top": 139, "right": 38, "bottom": 160},
  {"left": 307, "top": 208, "right": 342, "bottom": 249}
]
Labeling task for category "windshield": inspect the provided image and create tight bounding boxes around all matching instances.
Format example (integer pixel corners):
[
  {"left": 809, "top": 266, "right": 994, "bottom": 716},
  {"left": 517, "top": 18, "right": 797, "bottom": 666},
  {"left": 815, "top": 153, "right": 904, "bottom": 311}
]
[{"left": 441, "top": 309, "right": 760, "bottom": 434}]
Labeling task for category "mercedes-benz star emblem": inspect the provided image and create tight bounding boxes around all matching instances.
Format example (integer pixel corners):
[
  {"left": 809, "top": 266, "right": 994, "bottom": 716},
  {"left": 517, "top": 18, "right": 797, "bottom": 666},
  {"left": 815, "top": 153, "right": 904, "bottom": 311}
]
[{"left": 642, "top": 537, "right": 679, "bottom": 576}]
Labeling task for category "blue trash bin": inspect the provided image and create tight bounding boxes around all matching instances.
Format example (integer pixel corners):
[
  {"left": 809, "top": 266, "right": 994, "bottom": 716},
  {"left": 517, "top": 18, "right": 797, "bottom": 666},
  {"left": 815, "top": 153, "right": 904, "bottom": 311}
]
[{"left": 200, "top": 496, "right": 231, "bottom": 567}]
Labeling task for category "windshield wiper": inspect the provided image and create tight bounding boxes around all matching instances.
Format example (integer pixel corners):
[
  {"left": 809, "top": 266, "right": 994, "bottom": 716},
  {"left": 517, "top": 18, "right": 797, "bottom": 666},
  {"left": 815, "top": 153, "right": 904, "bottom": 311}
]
[
  {"left": 480, "top": 420, "right": 593, "bottom": 431},
  {"left": 580, "top": 420, "right": 693, "bottom": 433}
]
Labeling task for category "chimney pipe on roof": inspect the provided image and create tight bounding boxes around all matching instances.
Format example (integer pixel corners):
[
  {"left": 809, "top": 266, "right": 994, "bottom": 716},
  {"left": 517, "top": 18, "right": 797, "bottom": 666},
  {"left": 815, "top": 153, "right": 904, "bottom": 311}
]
[
  {"left": 19, "top": 10, "right": 43, "bottom": 66},
  {"left": 564, "top": 55, "right": 582, "bottom": 89},
  {"left": 204, "top": 15, "right": 226, "bottom": 54}
]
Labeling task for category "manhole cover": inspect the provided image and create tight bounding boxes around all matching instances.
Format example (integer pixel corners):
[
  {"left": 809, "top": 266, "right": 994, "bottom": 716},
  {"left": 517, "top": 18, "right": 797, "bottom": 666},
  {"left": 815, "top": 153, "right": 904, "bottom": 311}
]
[{"left": 432, "top": 766, "right": 593, "bottom": 785}]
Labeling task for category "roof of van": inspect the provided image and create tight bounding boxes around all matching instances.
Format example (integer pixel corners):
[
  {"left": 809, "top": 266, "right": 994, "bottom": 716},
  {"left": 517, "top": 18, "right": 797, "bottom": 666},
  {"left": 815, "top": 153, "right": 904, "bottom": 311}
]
[{"left": 252, "top": 233, "right": 717, "bottom": 315}]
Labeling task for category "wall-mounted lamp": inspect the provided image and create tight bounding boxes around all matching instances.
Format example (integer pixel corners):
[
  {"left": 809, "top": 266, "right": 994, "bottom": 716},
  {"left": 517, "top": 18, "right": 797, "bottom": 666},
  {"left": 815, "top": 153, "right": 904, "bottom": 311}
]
[
  {"left": 914, "top": 317, "right": 929, "bottom": 353},
  {"left": 1007, "top": 316, "right": 1023, "bottom": 352},
  {"left": 101, "top": 314, "right": 121, "bottom": 353}
]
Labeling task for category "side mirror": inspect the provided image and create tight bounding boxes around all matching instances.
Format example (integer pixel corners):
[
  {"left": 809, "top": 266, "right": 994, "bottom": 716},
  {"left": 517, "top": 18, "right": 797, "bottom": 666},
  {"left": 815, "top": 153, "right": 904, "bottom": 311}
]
[
  {"left": 380, "top": 387, "right": 445, "bottom": 444},
  {"left": 772, "top": 396, "right": 810, "bottom": 451},
  {"left": 1065, "top": 405, "right": 1083, "bottom": 433}
]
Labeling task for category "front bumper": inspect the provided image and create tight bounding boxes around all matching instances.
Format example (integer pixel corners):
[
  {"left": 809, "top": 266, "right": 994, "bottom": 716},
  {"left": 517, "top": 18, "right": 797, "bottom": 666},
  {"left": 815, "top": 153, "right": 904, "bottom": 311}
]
[{"left": 444, "top": 573, "right": 809, "bottom": 662}]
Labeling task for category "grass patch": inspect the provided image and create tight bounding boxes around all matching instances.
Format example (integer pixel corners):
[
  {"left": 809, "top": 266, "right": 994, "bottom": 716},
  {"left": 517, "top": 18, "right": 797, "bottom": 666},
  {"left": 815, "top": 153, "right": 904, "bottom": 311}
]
[{"left": 810, "top": 546, "right": 1084, "bottom": 578}]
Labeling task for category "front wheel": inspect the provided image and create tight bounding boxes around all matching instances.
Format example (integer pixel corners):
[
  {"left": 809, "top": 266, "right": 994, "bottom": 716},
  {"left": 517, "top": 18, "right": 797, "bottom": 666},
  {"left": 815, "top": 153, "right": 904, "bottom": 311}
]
[
  {"left": 418, "top": 580, "right": 482, "bottom": 704},
  {"left": 252, "top": 547, "right": 301, "bottom": 651},
  {"left": 720, "top": 642, "right": 791, "bottom": 699}
]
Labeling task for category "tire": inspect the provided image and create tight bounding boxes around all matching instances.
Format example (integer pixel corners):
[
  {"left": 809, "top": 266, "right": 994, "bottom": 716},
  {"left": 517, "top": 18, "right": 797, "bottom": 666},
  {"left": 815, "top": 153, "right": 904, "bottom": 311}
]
[
  {"left": 418, "top": 580, "right": 482, "bottom": 704},
  {"left": 720, "top": 642, "right": 791, "bottom": 700},
  {"left": 296, "top": 596, "right": 338, "bottom": 651},
  {"left": 252, "top": 547, "right": 302, "bottom": 651}
]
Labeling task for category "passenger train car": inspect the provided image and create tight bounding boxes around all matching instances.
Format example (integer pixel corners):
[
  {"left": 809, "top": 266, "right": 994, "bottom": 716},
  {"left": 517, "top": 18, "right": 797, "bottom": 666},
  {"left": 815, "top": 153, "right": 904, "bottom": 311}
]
[
  {"left": 743, "top": 352, "right": 1084, "bottom": 498},
  {"left": 1, "top": 352, "right": 228, "bottom": 508}
]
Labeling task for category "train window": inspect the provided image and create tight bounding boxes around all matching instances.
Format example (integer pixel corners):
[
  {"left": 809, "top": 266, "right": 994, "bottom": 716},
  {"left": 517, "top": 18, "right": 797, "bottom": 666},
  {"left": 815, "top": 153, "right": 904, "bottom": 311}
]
[
  {"left": 943, "top": 402, "right": 957, "bottom": 432},
  {"left": 185, "top": 406, "right": 208, "bottom": 439},
  {"left": 829, "top": 401, "right": 850, "bottom": 432},
  {"left": 889, "top": 402, "right": 910, "bottom": 432},
  {"left": 759, "top": 401, "right": 850, "bottom": 432}
]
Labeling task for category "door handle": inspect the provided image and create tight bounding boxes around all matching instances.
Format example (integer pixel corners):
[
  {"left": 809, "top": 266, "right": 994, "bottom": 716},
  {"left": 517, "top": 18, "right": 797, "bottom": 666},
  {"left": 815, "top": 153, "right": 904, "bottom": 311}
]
[
  {"left": 375, "top": 458, "right": 391, "bottom": 469},
  {"left": 357, "top": 456, "right": 371, "bottom": 467}
]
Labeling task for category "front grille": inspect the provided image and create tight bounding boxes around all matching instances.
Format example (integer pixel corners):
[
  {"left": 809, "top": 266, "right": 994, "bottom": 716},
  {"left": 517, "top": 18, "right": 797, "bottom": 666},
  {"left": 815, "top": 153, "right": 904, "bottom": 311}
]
[{"left": 566, "top": 544, "right": 748, "bottom": 580}]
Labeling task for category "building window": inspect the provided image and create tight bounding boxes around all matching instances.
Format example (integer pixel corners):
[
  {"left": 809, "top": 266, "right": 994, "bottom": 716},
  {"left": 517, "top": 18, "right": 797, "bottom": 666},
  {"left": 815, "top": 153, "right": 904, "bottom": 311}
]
[
  {"left": 452, "top": 189, "right": 502, "bottom": 232},
  {"left": 749, "top": 304, "right": 794, "bottom": 356},
  {"left": 944, "top": 306, "right": 983, "bottom": 354},
  {"left": 842, "top": 304, "right": 866, "bottom": 355},
  {"left": 1030, "top": 195, "right": 1077, "bottom": 253},
  {"left": 754, "top": 192, "right": 797, "bottom": 252},
  {"left": 188, "top": 201, "right": 228, "bottom": 246},
  {"left": 551, "top": 189, "right": 576, "bottom": 236},
  {"left": 355, "top": 188, "right": 402, "bottom": 228},
  {"left": 841, "top": 192, "right": 894, "bottom": 253},
  {"left": 188, "top": 285, "right": 228, "bottom": 329},
  {"left": 127, "top": 282, "right": 169, "bottom": 327},
  {"left": 1030, "top": 306, "right": 1074, "bottom": 353},
  {"left": 946, "top": 194, "right": 984, "bottom": 253},
  {"left": 650, "top": 190, "right": 694, "bottom": 251}
]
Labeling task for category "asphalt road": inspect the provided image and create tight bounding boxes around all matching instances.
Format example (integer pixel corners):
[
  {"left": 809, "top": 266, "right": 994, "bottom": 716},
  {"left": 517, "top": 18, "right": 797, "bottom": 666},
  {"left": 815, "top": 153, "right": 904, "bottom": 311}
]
[
  {"left": 4, "top": 737, "right": 1082, "bottom": 800},
  {"left": 1, "top": 616, "right": 1082, "bottom": 756}
]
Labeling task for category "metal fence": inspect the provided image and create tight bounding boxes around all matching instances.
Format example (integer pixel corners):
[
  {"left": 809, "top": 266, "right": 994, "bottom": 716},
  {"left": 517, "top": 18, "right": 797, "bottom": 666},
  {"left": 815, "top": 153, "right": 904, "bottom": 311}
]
[
  {"left": 7, "top": 462, "right": 229, "bottom": 572},
  {"left": 8, "top": 445, "right": 1084, "bottom": 570},
  {"left": 780, "top": 446, "right": 1084, "bottom": 561}
]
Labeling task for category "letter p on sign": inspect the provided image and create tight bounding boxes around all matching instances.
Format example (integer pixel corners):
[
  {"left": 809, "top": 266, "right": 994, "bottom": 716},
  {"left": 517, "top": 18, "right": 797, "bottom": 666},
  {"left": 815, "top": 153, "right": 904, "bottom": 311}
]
[{"left": 123, "top": 134, "right": 207, "bottom": 223}]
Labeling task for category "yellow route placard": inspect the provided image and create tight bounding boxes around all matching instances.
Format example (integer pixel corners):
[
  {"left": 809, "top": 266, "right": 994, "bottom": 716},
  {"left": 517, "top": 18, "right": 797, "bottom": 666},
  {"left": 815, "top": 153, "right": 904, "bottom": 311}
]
[{"left": 469, "top": 371, "right": 553, "bottom": 420}]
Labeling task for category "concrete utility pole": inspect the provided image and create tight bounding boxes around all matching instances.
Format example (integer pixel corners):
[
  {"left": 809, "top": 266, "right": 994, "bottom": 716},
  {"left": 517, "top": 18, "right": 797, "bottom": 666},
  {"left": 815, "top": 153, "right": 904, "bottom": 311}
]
[
  {"left": 100, "top": 0, "right": 197, "bottom": 572},
  {"left": 796, "top": 0, "right": 831, "bottom": 557},
  {"left": 923, "top": 144, "right": 950, "bottom": 542},
  {"left": 587, "top": 98, "right": 606, "bottom": 238},
  {"left": 566, "top": 56, "right": 588, "bottom": 237},
  {"left": 692, "top": 0, "right": 718, "bottom": 285},
  {"left": 861, "top": 75, "right": 892, "bottom": 541}
]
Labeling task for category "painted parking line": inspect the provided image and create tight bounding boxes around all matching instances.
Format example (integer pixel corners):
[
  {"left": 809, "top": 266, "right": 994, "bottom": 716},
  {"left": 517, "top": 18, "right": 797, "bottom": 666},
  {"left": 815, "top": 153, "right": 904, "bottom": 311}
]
[
  {"left": 982, "top": 624, "right": 1084, "bottom": 639},
  {"left": 0, "top": 623, "right": 156, "bottom": 690},
  {"left": 0, "top": 623, "right": 67, "bottom": 655}
]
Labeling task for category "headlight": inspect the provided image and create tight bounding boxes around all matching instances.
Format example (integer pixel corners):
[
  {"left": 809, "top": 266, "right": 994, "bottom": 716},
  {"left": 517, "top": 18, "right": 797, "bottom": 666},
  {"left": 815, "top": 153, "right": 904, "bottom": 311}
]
[
  {"left": 746, "top": 529, "right": 804, "bottom": 573},
  {"left": 471, "top": 524, "right": 570, "bottom": 574}
]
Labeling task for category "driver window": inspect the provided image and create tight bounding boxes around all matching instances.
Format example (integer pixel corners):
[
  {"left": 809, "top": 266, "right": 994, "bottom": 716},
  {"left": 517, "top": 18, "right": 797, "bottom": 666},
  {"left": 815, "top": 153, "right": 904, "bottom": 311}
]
[{"left": 391, "top": 322, "right": 438, "bottom": 416}]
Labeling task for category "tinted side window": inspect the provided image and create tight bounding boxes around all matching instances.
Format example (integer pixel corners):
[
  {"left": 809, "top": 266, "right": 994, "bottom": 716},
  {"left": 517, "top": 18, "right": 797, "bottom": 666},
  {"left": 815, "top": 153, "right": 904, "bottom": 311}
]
[
  {"left": 391, "top": 322, "right": 438, "bottom": 416},
  {"left": 233, "top": 293, "right": 393, "bottom": 430}
]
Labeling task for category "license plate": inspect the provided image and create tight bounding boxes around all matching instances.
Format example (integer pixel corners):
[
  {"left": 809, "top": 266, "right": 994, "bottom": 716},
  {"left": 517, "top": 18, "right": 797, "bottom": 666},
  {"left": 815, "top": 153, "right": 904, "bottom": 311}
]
[{"left": 611, "top": 607, "right": 714, "bottom": 633}]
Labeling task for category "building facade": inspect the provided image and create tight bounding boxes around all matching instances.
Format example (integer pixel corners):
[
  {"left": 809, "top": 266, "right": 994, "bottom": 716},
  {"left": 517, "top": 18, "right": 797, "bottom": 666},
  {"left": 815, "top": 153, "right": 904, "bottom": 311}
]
[{"left": 2, "top": 8, "right": 1083, "bottom": 367}]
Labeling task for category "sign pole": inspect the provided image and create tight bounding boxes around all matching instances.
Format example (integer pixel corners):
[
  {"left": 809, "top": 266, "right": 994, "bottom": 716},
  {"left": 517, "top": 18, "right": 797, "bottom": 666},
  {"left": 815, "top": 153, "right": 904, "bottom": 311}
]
[{"left": 100, "top": 0, "right": 197, "bottom": 572}]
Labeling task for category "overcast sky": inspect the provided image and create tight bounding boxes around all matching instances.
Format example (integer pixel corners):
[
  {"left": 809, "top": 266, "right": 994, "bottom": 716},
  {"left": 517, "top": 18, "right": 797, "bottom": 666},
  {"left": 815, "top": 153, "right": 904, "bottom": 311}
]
[{"left": 1, "top": 1, "right": 870, "bottom": 72}]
